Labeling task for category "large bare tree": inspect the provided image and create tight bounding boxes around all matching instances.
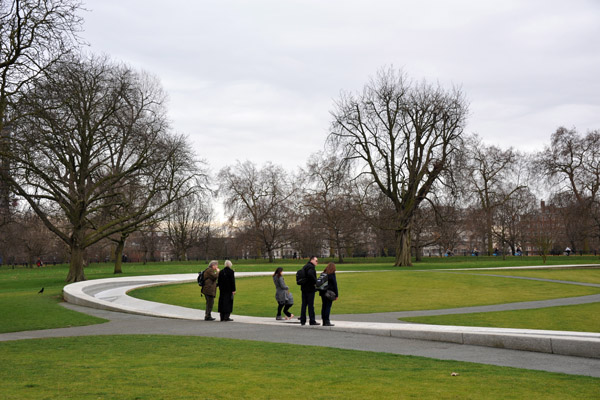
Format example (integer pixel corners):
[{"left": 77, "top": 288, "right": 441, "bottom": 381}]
[
  {"left": 0, "top": 0, "right": 83, "bottom": 134},
  {"left": 539, "top": 127, "right": 600, "bottom": 251},
  {"left": 219, "top": 161, "right": 294, "bottom": 262},
  {"left": 1, "top": 55, "right": 200, "bottom": 282},
  {"left": 0, "top": 0, "right": 83, "bottom": 265},
  {"left": 329, "top": 67, "right": 468, "bottom": 266},
  {"left": 460, "top": 135, "right": 528, "bottom": 255}
]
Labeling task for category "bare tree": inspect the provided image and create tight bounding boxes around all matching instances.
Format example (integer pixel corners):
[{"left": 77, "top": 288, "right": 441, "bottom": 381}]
[
  {"left": 533, "top": 201, "right": 562, "bottom": 263},
  {"left": 1, "top": 55, "right": 200, "bottom": 282},
  {"left": 288, "top": 213, "right": 325, "bottom": 258},
  {"left": 539, "top": 127, "right": 600, "bottom": 252},
  {"left": 302, "top": 153, "right": 361, "bottom": 263},
  {"left": 459, "top": 135, "right": 527, "bottom": 255},
  {"left": 219, "top": 161, "right": 294, "bottom": 262},
  {"left": 410, "top": 204, "right": 439, "bottom": 260},
  {"left": 329, "top": 67, "right": 468, "bottom": 266},
  {"left": 494, "top": 186, "right": 537, "bottom": 257},
  {"left": 547, "top": 191, "right": 587, "bottom": 252},
  {"left": 0, "top": 0, "right": 83, "bottom": 137},
  {"left": 0, "top": 0, "right": 83, "bottom": 264},
  {"left": 166, "top": 193, "right": 213, "bottom": 261},
  {"left": 137, "top": 222, "right": 162, "bottom": 263}
]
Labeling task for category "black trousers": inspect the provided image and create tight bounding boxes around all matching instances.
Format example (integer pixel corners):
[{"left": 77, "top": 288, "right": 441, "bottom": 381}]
[
  {"left": 321, "top": 296, "right": 333, "bottom": 323},
  {"left": 300, "top": 290, "right": 316, "bottom": 324},
  {"left": 277, "top": 302, "right": 293, "bottom": 317}
]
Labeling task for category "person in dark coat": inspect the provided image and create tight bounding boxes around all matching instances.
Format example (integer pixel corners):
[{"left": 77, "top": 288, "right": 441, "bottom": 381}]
[
  {"left": 217, "top": 260, "right": 236, "bottom": 321},
  {"left": 300, "top": 256, "right": 319, "bottom": 326},
  {"left": 201, "top": 260, "right": 219, "bottom": 321},
  {"left": 319, "top": 262, "right": 339, "bottom": 326}
]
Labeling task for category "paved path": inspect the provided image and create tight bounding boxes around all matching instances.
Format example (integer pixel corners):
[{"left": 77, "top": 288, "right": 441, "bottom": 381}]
[
  {"left": 2, "top": 266, "right": 600, "bottom": 377},
  {"left": 2, "top": 303, "right": 599, "bottom": 378}
]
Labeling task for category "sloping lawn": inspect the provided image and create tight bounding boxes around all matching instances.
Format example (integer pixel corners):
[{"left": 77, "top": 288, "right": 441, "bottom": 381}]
[
  {"left": 1, "top": 335, "right": 598, "bottom": 400},
  {"left": 402, "top": 302, "right": 600, "bottom": 332},
  {"left": 132, "top": 270, "right": 600, "bottom": 318}
]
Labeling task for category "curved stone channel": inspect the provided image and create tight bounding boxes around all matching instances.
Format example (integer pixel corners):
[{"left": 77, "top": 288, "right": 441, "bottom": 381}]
[{"left": 62, "top": 266, "right": 600, "bottom": 359}]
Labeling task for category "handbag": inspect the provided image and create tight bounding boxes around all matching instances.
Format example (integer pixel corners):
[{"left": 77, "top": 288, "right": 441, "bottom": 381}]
[
  {"left": 324, "top": 290, "right": 336, "bottom": 301},
  {"left": 285, "top": 291, "right": 294, "bottom": 305}
]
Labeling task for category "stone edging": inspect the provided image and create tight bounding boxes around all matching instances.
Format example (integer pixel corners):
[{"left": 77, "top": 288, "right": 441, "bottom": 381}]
[{"left": 63, "top": 269, "right": 600, "bottom": 359}]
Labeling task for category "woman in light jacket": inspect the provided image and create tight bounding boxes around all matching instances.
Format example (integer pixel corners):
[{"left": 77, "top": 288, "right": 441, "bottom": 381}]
[{"left": 273, "top": 267, "right": 294, "bottom": 320}]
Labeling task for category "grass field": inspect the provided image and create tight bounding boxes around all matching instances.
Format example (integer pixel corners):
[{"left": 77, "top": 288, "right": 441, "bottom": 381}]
[
  {"left": 1, "top": 335, "right": 598, "bottom": 400},
  {"left": 1, "top": 258, "right": 599, "bottom": 398},
  {"left": 131, "top": 269, "right": 600, "bottom": 332},
  {"left": 402, "top": 302, "right": 600, "bottom": 332},
  {"left": 470, "top": 268, "right": 600, "bottom": 284},
  {"left": 395, "top": 268, "right": 600, "bottom": 331},
  {"left": 2, "top": 258, "right": 599, "bottom": 333}
]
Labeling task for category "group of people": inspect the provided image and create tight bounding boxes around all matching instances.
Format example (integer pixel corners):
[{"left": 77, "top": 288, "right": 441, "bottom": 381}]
[
  {"left": 274, "top": 256, "right": 339, "bottom": 326},
  {"left": 200, "top": 260, "right": 236, "bottom": 322},
  {"left": 200, "top": 256, "right": 339, "bottom": 326}
]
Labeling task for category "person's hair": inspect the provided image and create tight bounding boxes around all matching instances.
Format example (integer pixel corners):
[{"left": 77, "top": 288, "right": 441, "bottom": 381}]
[
  {"left": 224, "top": 260, "right": 232, "bottom": 268},
  {"left": 310, "top": 255, "right": 318, "bottom": 262},
  {"left": 324, "top": 262, "right": 336, "bottom": 274},
  {"left": 208, "top": 260, "right": 218, "bottom": 268},
  {"left": 273, "top": 267, "right": 283, "bottom": 277}
]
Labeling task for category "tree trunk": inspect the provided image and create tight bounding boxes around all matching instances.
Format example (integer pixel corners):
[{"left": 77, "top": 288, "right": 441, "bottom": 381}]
[
  {"left": 337, "top": 248, "right": 344, "bottom": 263},
  {"left": 486, "top": 210, "right": 494, "bottom": 255},
  {"left": 412, "top": 231, "right": 422, "bottom": 262},
  {"left": 67, "top": 245, "right": 86, "bottom": 282},
  {"left": 0, "top": 121, "right": 12, "bottom": 225},
  {"left": 394, "top": 228, "right": 412, "bottom": 267},
  {"left": 114, "top": 240, "right": 124, "bottom": 274},
  {"left": 335, "top": 232, "right": 344, "bottom": 263},
  {"left": 415, "top": 245, "right": 423, "bottom": 262}
]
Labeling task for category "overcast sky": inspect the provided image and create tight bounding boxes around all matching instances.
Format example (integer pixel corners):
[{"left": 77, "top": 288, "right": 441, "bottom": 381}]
[{"left": 81, "top": 0, "right": 600, "bottom": 174}]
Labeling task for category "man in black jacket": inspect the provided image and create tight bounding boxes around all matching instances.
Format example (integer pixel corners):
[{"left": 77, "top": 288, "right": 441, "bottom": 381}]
[{"left": 300, "top": 256, "right": 319, "bottom": 326}]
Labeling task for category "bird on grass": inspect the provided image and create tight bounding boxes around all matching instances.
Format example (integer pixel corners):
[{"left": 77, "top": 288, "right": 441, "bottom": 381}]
[{"left": 38, "top": 287, "right": 44, "bottom": 294}]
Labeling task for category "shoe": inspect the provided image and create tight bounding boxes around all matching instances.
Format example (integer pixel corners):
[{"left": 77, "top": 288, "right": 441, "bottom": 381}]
[
  {"left": 323, "top": 322, "right": 335, "bottom": 327},
  {"left": 224, "top": 318, "right": 234, "bottom": 322},
  {"left": 309, "top": 321, "right": 320, "bottom": 326},
  {"left": 300, "top": 322, "right": 306, "bottom": 326},
  {"left": 204, "top": 317, "right": 215, "bottom": 321},
  {"left": 276, "top": 316, "right": 285, "bottom": 320}
]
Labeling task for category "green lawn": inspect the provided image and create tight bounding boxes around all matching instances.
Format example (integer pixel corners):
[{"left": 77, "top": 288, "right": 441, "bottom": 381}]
[
  {"left": 0, "top": 266, "right": 107, "bottom": 333},
  {"left": 0, "top": 335, "right": 597, "bottom": 400},
  {"left": 2, "top": 259, "right": 599, "bottom": 333},
  {"left": 470, "top": 268, "right": 600, "bottom": 284},
  {"left": 2, "top": 260, "right": 599, "bottom": 398},
  {"left": 398, "top": 269, "right": 600, "bottom": 332},
  {"left": 131, "top": 270, "right": 600, "bottom": 321},
  {"left": 403, "top": 302, "right": 600, "bottom": 332}
]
